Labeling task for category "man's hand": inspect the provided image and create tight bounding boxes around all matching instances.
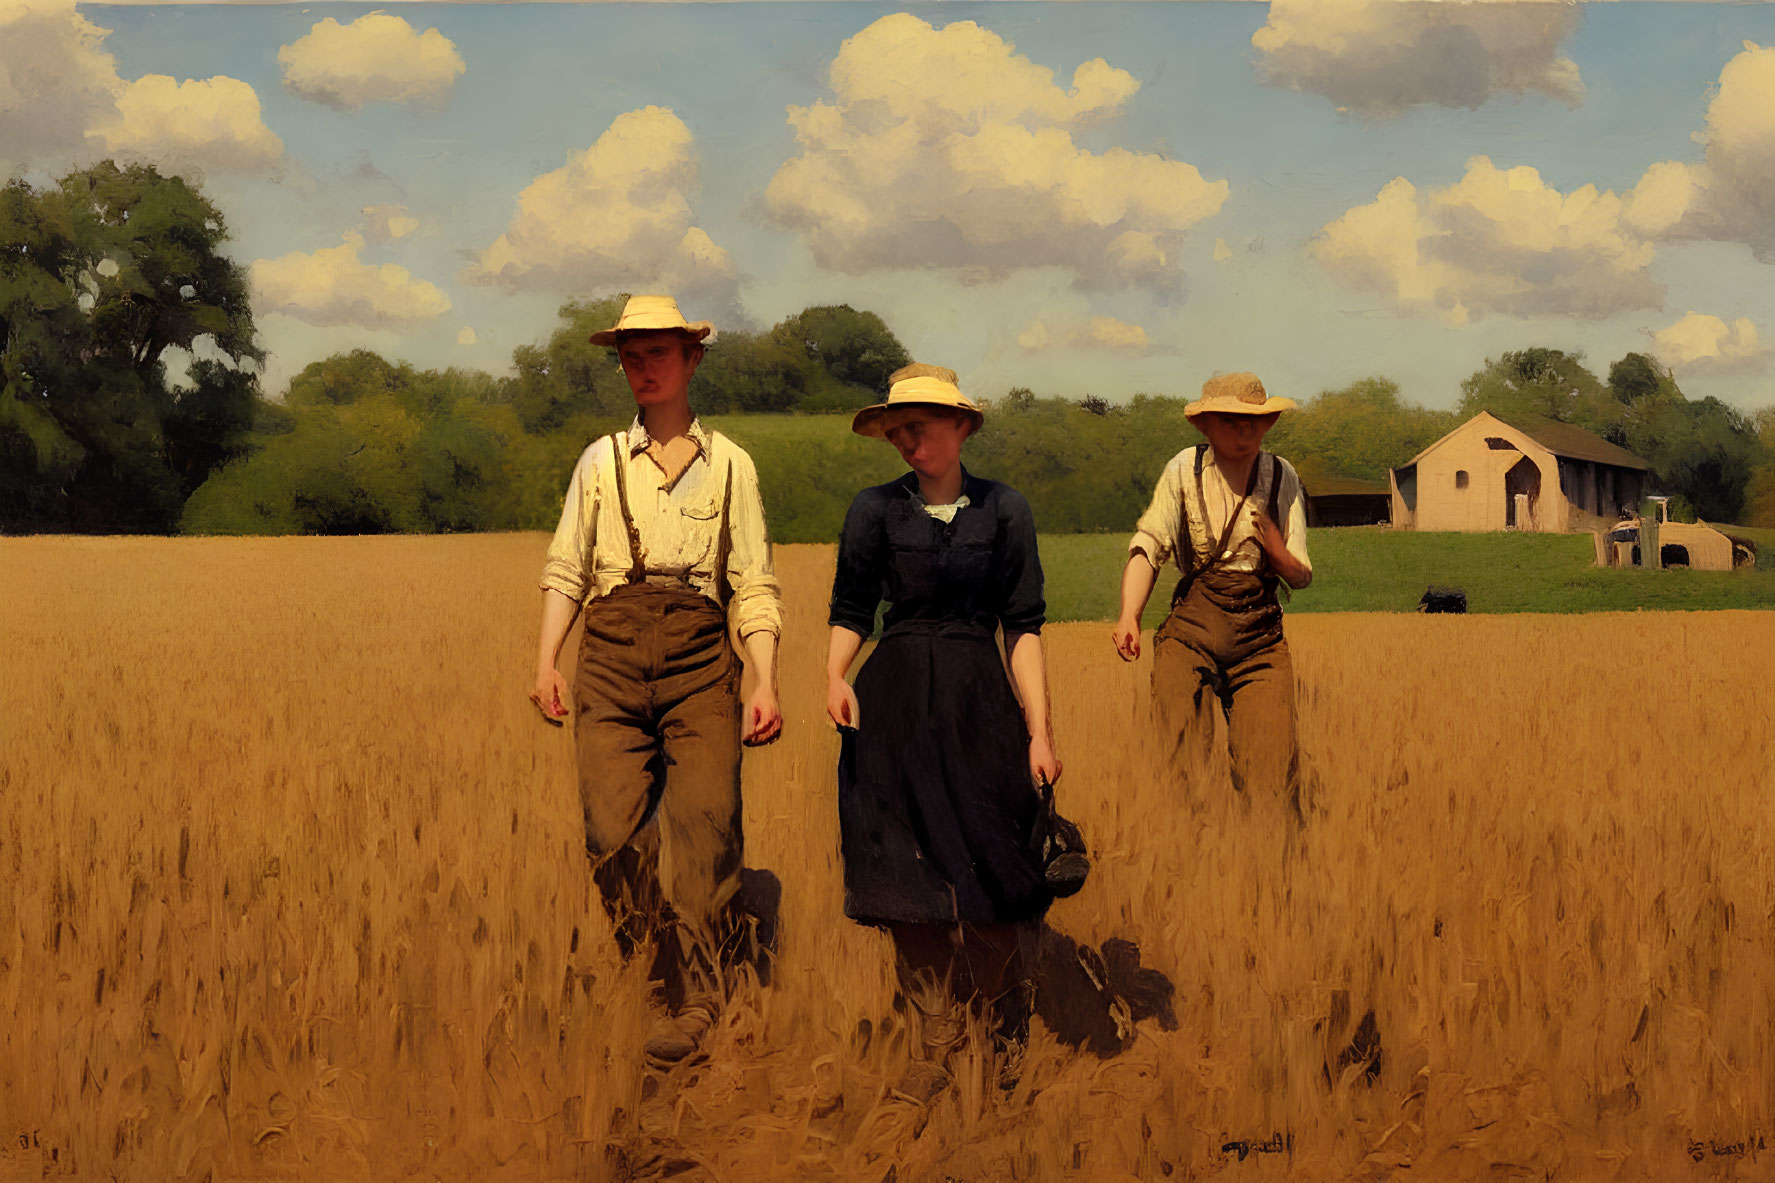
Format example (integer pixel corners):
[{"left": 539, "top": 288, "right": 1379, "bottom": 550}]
[
  {"left": 530, "top": 667, "right": 571, "bottom": 725},
  {"left": 1029, "top": 734, "right": 1063, "bottom": 789},
  {"left": 1111, "top": 616, "right": 1142, "bottom": 662},
  {"left": 1252, "top": 508, "right": 1311, "bottom": 588},
  {"left": 826, "top": 675, "right": 860, "bottom": 730},
  {"left": 742, "top": 685, "right": 783, "bottom": 746},
  {"left": 1252, "top": 508, "right": 1288, "bottom": 562}
]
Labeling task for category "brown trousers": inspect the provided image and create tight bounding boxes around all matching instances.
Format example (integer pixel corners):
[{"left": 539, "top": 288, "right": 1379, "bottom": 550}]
[
  {"left": 1152, "top": 573, "right": 1300, "bottom": 811},
  {"left": 574, "top": 583, "right": 742, "bottom": 1008}
]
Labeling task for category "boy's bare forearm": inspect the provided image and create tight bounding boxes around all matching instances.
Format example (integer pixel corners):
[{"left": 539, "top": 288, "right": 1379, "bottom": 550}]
[
  {"left": 742, "top": 629, "right": 779, "bottom": 691},
  {"left": 536, "top": 589, "right": 581, "bottom": 674}
]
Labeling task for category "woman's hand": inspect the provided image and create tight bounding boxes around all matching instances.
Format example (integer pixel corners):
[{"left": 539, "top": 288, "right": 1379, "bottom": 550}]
[
  {"left": 826, "top": 674, "right": 860, "bottom": 730},
  {"left": 530, "top": 666, "right": 571, "bottom": 723},
  {"left": 1029, "top": 734, "right": 1062, "bottom": 789},
  {"left": 1110, "top": 616, "right": 1142, "bottom": 662},
  {"left": 743, "top": 685, "right": 783, "bottom": 746}
]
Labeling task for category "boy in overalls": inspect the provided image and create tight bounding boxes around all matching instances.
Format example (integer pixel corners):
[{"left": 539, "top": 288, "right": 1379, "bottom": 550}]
[
  {"left": 530, "top": 295, "right": 783, "bottom": 1063},
  {"left": 1110, "top": 372, "right": 1312, "bottom": 814}
]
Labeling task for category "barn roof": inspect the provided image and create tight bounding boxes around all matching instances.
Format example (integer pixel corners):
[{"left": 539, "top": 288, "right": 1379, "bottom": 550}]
[
  {"left": 1397, "top": 411, "right": 1652, "bottom": 472},
  {"left": 1303, "top": 474, "right": 1390, "bottom": 498},
  {"left": 1491, "top": 413, "right": 1653, "bottom": 471}
]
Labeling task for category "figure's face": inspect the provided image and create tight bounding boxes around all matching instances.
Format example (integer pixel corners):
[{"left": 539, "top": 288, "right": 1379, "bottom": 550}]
[
  {"left": 1194, "top": 410, "right": 1278, "bottom": 463},
  {"left": 883, "top": 406, "right": 970, "bottom": 482},
  {"left": 617, "top": 331, "right": 701, "bottom": 409}
]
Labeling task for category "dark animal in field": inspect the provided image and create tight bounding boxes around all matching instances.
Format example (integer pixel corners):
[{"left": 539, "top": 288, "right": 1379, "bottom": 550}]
[{"left": 1417, "top": 586, "right": 1468, "bottom": 613}]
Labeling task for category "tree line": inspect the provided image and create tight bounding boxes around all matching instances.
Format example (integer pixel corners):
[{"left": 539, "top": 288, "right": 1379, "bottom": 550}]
[{"left": 5, "top": 163, "right": 1773, "bottom": 541}]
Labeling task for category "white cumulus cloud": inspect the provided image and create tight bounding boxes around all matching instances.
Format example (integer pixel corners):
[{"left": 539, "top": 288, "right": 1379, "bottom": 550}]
[
  {"left": 253, "top": 232, "right": 452, "bottom": 330},
  {"left": 1626, "top": 42, "right": 1775, "bottom": 261},
  {"left": 464, "top": 106, "right": 739, "bottom": 316},
  {"left": 0, "top": 0, "right": 281, "bottom": 175},
  {"left": 0, "top": 0, "right": 119, "bottom": 168},
  {"left": 278, "top": 13, "right": 465, "bottom": 112},
  {"left": 361, "top": 204, "right": 421, "bottom": 240},
  {"left": 1252, "top": 0, "right": 1584, "bottom": 118},
  {"left": 1312, "top": 156, "right": 1660, "bottom": 323},
  {"left": 1018, "top": 316, "right": 1151, "bottom": 354},
  {"left": 455, "top": 326, "right": 477, "bottom": 346},
  {"left": 1653, "top": 312, "right": 1764, "bottom": 376},
  {"left": 100, "top": 75, "right": 282, "bottom": 173},
  {"left": 762, "top": 13, "right": 1226, "bottom": 293}
]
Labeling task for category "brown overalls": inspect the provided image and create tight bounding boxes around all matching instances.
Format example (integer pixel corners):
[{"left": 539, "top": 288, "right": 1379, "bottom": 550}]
[
  {"left": 1151, "top": 447, "right": 1300, "bottom": 811},
  {"left": 574, "top": 432, "right": 742, "bottom": 1009}
]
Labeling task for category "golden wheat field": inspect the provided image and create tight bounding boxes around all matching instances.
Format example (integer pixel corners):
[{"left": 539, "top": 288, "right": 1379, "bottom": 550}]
[{"left": 2, "top": 534, "right": 1772, "bottom": 1183}]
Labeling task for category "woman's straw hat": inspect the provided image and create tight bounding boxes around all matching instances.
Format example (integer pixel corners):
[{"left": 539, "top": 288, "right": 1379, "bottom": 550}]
[
  {"left": 852, "top": 363, "right": 985, "bottom": 439},
  {"left": 1183, "top": 371, "right": 1296, "bottom": 418},
  {"left": 588, "top": 294, "right": 714, "bottom": 347}
]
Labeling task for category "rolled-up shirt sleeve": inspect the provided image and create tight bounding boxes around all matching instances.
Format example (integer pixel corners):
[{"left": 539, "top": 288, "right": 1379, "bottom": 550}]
[
  {"left": 1129, "top": 453, "right": 1187, "bottom": 570},
  {"left": 829, "top": 492, "right": 886, "bottom": 638},
  {"left": 996, "top": 489, "right": 1045, "bottom": 635},
  {"left": 1277, "top": 458, "right": 1313, "bottom": 589},
  {"left": 724, "top": 448, "right": 782, "bottom": 640},
  {"left": 540, "top": 443, "right": 601, "bottom": 602}
]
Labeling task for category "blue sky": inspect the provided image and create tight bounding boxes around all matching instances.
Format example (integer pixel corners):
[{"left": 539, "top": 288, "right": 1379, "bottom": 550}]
[{"left": 16, "top": 2, "right": 1775, "bottom": 414}]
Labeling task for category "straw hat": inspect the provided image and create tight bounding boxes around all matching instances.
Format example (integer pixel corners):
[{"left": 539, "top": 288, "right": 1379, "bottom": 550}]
[
  {"left": 1183, "top": 371, "right": 1296, "bottom": 418},
  {"left": 852, "top": 363, "right": 985, "bottom": 439},
  {"left": 588, "top": 294, "right": 714, "bottom": 347}
]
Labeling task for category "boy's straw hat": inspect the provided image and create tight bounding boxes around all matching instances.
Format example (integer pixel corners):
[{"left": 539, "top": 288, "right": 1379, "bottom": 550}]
[
  {"left": 852, "top": 363, "right": 985, "bottom": 438},
  {"left": 1183, "top": 371, "right": 1296, "bottom": 418},
  {"left": 588, "top": 294, "right": 714, "bottom": 347}
]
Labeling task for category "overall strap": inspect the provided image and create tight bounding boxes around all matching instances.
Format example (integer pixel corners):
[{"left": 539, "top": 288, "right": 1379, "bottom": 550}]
[
  {"left": 1263, "top": 452, "right": 1290, "bottom": 603},
  {"left": 1176, "top": 445, "right": 1262, "bottom": 603},
  {"left": 711, "top": 441, "right": 735, "bottom": 604},
  {"left": 1188, "top": 444, "right": 1207, "bottom": 570},
  {"left": 1194, "top": 445, "right": 1262, "bottom": 567},
  {"left": 610, "top": 431, "right": 647, "bottom": 585}
]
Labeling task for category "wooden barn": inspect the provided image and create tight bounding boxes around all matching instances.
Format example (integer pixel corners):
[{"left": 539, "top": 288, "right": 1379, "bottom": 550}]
[
  {"left": 1389, "top": 412, "right": 1651, "bottom": 533},
  {"left": 1302, "top": 474, "right": 1391, "bottom": 527}
]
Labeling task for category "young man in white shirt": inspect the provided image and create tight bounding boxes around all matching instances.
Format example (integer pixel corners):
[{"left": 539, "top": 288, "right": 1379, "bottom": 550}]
[
  {"left": 1111, "top": 371, "right": 1312, "bottom": 816},
  {"left": 531, "top": 295, "right": 783, "bottom": 1063}
]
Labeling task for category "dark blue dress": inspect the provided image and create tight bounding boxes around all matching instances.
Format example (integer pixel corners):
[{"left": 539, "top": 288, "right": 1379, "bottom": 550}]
[{"left": 828, "top": 470, "right": 1052, "bottom": 926}]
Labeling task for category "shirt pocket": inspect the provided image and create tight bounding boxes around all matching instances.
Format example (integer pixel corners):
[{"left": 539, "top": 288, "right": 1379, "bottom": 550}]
[
  {"left": 678, "top": 497, "right": 721, "bottom": 523},
  {"left": 675, "top": 496, "right": 722, "bottom": 567}
]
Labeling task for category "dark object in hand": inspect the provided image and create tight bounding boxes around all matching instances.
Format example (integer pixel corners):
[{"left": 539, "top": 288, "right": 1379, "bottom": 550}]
[
  {"left": 1031, "top": 779, "right": 1089, "bottom": 898},
  {"left": 1417, "top": 586, "right": 1467, "bottom": 614}
]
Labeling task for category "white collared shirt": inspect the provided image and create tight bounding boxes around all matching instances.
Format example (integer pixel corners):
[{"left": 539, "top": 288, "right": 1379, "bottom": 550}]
[
  {"left": 541, "top": 415, "right": 782, "bottom": 638},
  {"left": 1129, "top": 446, "right": 1313, "bottom": 589},
  {"left": 911, "top": 487, "right": 971, "bottom": 524}
]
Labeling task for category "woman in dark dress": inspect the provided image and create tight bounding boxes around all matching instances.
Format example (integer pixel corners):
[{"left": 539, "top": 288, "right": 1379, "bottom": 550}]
[{"left": 825, "top": 363, "right": 1064, "bottom": 1094}]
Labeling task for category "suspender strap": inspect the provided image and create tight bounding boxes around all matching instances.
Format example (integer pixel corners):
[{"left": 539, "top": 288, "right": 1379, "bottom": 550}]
[
  {"left": 1266, "top": 453, "right": 1282, "bottom": 524},
  {"left": 1190, "top": 445, "right": 1263, "bottom": 568},
  {"left": 610, "top": 431, "right": 647, "bottom": 585},
  {"left": 711, "top": 443, "right": 735, "bottom": 604},
  {"left": 1176, "top": 445, "right": 1264, "bottom": 603}
]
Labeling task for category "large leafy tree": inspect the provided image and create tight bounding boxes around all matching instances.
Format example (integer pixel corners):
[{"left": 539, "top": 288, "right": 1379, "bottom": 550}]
[
  {"left": 0, "top": 161, "right": 263, "bottom": 532},
  {"left": 1456, "top": 347, "right": 1616, "bottom": 434},
  {"left": 1744, "top": 408, "right": 1775, "bottom": 529},
  {"left": 502, "top": 296, "right": 635, "bottom": 433},
  {"left": 183, "top": 353, "right": 535, "bottom": 535},
  {"left": 767, "top": 304, "right": 911, "bottom": 409}
]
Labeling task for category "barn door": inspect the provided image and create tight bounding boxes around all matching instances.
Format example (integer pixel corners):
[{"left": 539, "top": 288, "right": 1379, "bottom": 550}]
[{"left": 1504, "top": 457, "right": 1540, "bottom": 531}]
